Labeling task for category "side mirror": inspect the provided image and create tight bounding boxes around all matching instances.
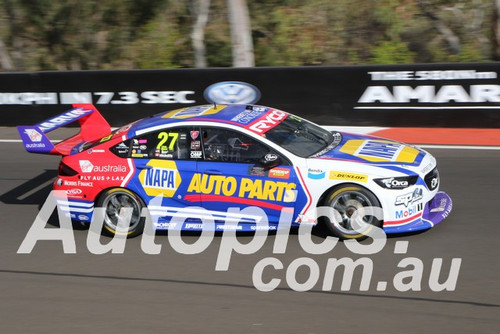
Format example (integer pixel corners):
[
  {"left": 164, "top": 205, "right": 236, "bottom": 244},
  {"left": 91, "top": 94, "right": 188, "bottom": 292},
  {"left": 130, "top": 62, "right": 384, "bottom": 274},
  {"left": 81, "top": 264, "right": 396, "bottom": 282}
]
[{"left": 259, "top": 153, "right": 281, "bottom": 169}]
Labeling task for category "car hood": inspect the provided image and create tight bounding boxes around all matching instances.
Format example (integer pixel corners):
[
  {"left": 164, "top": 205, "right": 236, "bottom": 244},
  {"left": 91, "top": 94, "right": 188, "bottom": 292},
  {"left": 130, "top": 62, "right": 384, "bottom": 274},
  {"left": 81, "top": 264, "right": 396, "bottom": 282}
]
[{"left": 311, "top": 132, "right": 427, "bottom": 167}]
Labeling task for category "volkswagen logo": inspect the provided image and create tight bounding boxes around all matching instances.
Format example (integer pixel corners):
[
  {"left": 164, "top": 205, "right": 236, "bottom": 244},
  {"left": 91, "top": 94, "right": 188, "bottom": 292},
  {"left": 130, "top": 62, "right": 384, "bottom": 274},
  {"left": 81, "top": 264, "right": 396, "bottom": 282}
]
[{"left": 204, "top": 81, "right": 261, "bottom": 104}]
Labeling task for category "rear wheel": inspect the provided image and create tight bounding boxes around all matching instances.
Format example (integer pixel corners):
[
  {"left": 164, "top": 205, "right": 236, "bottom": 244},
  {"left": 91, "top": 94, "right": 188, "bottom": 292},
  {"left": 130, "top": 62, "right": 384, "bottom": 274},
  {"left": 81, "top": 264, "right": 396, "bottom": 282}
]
[
  {"left": 96, "top": 188, "right": 145, "bottom": 238},
  {"left": 322, "top": 184, "right": 382, "bottom": 240}
]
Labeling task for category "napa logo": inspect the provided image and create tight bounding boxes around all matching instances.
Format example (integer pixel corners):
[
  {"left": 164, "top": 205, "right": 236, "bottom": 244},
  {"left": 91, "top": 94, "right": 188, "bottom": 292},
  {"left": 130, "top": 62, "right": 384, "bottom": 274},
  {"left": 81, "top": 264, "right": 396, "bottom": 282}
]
[
  {"left": 139, "top": 160, "right": 181, "bottom": 197},
  {"left": 340, "top": 139, "right": 420, "bottom": 163}
]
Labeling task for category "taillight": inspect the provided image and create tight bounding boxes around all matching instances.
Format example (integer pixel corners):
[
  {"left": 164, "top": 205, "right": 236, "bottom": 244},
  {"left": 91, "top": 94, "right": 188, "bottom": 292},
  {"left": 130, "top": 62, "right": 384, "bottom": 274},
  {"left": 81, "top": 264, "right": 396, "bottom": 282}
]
[{"left": 58, "top": 161, "right": 78, "bottom": 176}]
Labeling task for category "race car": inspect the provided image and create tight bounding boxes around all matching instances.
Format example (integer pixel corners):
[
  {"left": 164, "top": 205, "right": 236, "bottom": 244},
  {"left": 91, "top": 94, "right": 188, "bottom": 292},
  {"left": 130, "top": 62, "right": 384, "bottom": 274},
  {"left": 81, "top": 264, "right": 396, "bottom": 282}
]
[{"left": 18, "top": 103, "right": 452, "bottom": 239}]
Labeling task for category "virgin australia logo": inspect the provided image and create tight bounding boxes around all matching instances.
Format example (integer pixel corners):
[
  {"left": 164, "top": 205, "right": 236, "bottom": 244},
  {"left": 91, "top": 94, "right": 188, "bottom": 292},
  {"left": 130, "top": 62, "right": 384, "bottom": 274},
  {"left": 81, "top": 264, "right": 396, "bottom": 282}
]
[{"left": 204, "top": 81, "right": 261, "bottom": 104}]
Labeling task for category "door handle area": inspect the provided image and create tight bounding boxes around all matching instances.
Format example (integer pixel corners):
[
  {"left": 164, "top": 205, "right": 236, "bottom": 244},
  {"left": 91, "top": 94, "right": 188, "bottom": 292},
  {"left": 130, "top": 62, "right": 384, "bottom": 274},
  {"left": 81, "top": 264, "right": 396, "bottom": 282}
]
[{"left": 204, "top": 169, "right": 222, "bottom": 175}]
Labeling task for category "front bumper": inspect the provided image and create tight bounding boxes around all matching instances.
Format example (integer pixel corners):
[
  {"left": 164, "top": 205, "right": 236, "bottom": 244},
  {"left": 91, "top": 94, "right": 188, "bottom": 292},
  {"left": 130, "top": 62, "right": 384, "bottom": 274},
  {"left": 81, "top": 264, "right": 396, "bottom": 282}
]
[{"left": 383, "top": 191, "right": 452, "bottom": 234}]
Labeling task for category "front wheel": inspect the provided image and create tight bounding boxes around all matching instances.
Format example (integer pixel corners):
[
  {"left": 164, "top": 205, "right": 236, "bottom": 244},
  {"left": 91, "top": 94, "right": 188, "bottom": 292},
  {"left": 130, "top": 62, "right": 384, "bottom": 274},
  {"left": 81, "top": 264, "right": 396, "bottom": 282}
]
[
  {"left": 321, "top": 184, "right": 383, "bottom": 240},
  {"left": 96, "top": 188, "right": 145, "bottom": 238}
]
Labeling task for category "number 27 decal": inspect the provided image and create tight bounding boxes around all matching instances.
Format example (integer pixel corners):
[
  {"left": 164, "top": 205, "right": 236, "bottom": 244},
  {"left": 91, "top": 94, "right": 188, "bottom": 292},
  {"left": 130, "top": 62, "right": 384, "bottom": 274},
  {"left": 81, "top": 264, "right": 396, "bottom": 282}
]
[{"left": 156, "top": 132, "right": 178, "bottom": 150}]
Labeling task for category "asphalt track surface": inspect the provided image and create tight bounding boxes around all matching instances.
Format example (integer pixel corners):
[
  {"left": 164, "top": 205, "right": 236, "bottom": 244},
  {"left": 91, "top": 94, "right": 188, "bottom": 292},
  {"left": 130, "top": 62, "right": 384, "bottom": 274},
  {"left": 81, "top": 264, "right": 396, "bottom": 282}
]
[{"left": 1, "top": 135, "right": 499, "bottom": 333}]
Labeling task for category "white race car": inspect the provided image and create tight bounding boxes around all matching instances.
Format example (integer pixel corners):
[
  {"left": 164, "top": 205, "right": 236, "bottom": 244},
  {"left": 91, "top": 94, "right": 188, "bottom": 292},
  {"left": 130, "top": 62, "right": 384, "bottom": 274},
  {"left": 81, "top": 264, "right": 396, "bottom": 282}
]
[{"left": 18, "top": 104, "right": 452, "bottom": 239}]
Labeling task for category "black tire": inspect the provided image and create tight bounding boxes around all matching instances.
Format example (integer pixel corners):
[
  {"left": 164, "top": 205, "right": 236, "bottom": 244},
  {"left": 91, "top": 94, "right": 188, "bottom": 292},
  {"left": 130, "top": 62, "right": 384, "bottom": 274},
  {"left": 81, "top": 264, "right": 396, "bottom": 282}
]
[
  {"left": 321, "top": 184, "right": 382, "bottom": 240},
  {"left": 96, "top": 188, "right": 145, "bottom": 238}
]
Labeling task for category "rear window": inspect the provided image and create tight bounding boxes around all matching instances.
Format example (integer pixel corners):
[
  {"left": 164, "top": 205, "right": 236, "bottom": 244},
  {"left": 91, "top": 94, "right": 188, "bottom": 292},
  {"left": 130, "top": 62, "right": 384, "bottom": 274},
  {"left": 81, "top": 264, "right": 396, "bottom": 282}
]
[{"left": 78, "top": 131, "right": 118, "bottom": 152}]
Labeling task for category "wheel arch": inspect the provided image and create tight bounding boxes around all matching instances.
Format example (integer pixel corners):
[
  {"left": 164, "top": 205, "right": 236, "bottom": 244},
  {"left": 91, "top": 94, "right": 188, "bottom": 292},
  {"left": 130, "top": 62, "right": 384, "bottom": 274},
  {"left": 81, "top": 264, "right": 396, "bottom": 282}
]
[
  {"left": 316, "top": 182, "right": 383, "bottom": 209},
  {"left": 95, "top": 186, "right": 146, "bottom": 207}
]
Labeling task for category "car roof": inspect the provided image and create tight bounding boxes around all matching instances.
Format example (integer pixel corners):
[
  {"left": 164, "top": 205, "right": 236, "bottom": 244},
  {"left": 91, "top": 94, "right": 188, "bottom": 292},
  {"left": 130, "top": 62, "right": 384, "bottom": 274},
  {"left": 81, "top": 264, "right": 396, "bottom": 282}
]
[{"left": 129, "top": 104, "right": 279, "bottom": 135}]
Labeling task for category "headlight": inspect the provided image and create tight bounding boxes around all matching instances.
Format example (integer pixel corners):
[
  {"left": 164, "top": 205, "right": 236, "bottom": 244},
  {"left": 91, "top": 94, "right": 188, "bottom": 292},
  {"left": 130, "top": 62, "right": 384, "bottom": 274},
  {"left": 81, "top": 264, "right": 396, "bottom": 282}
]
[{"left": 374, "top": 175, "right": 418, "bottom": 189}]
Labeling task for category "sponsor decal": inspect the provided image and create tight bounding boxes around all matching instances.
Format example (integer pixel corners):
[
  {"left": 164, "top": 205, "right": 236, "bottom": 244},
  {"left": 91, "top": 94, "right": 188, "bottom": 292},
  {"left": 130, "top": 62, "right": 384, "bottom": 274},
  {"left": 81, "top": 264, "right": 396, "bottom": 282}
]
[
  {"left": 24, "top": 129, "right": 42, "bottom": 142},
  {"left": 358, "top": 84, "right": 500, "bottom": 105},
  {"left": 356, "top": 70, "right": 499, "bottom": 111},
  {"left": 80, "top": 175, "right": 125, "bottom": 181},
  {"left": 79, "top": 160, "right": 127, "bottom": 173},
  {"left": 139, "top": 160, "right": 182, "bottom": 197},
  {"left": 264, "top": 153, "right": 278, "bottom": 162},
  {"left": 230, "top": 108, "right": 267, "bottom": 125},
  {"left": 65, "top": 189, "right": 83, "bottom": 196},
  {"left": 311, "top": 132, "right": 344, "bottom": 158},
  {"left": 425, "top": 168, "right": 440, "bottom": 190},
  {"left": 25, "top": 143, "right": 46, "bottom": 148},
  {"left": 358, "top": 141, "right": 401, "bottom": 160},
  {"left": 37, "top": 108, "right": 91, "bottom": 132},
  {"left": 88, "top": 149, "right": 105, "bottom": 154},
  {"left": 204, "top": 81, "right": 261, "bottom": 104},
  {"left": 190, "top": 151, "right": 203, "bottom": 159},
  {"left": 395, "top": 203, "right": 424, "bottom": 220},
  {"left": 78, "top": 181, "right": 93, "bottom": 187},
  {"left": 248, "top": 109, "right": 287, "bottom": 134},
  {"left": 395, "top": 188, "right": 423, "bottom": 207},
  {"left": 187, "top": 174, "right": 296, "bottom": 202},
  {"left": 190, "top": 141, "right": 201, "bottom": 150},
  {"left": 430, "top": 197, "right": 449, "bottom": 213},
  {"left": 307, "top": 169, "right": 325, "bottom": 179},
  {"left": 421, "top": 162, "right": 434, "bottom": 174},
  {"left": 79, "top": 160, "right": 94, "bottom": 173},
  {"left": 185, "top": 223, "right": 203, "bottom": 230},
  {"left": 268, "top": 167, "right": 290, "bottom": 179},
  {"left": 78, "top": 214, "right": 89, "bottom": 221},
  {"left": 216, "top": 224, "right": 243, "bottom": 231},
  {"left": 431, "top": 178, "right": 438, "bottom": 189},
  {"left": 190, "top": 131, "right": 199, "bottom": 140},
  {"left": 144, "top": 169, "right": 176, "bottom": 189},
  {"left": 163, "top": 105, "right": 225, "bottom": 119},
  {"left": 340, "top": 139, "right": 420, "bottom": 163},
  {"left": 63, "top": 180, "right": 93, "bottom": 187},
  {"left": 248, "top": 166, "right": 266, "bottom": 177},
  {"left": 379, "top": 177, "right": 409, "bottom": 189},
  {"left": 138, "top": 139, "right": 148, "bottom": 144},
  {"left": 1, "top": 91, "right": 194, "bottom": 106},
  {"left": 329, "top": 171, "right": 368, "bottom": 182},
  {"left": 332, "top": 132, "right": 342, "bottom": 144}
]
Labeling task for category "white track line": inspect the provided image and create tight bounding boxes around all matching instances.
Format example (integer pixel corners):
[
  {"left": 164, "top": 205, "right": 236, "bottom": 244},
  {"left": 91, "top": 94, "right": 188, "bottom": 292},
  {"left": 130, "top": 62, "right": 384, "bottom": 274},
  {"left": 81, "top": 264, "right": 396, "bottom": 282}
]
[
  {"left": 0, "top": 139, "right": 61, "bottom": 143},
  {"left": 1, "top": 139, "right": 499, "bottom": 150},
  {"left": 417, "top": 144, "right": 500, "bottom": 150}
]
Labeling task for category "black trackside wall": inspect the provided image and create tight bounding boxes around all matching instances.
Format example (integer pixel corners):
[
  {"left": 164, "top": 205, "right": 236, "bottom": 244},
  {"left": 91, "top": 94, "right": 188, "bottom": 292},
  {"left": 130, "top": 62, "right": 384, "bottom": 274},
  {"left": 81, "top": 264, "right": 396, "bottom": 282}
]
[{"left": 0, "top": 63, "right": 499, "bottom": 128}]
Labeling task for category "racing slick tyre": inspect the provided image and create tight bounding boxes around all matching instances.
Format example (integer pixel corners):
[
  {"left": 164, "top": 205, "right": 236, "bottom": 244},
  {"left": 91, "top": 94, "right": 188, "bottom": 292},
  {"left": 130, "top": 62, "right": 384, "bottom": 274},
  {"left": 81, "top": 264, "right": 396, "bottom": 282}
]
[
  {"left": 321, "top": 184, "right": 383, "bottom": 240},
  {"left": 96, "top": 188, "right": 146, "bottom": 238}
]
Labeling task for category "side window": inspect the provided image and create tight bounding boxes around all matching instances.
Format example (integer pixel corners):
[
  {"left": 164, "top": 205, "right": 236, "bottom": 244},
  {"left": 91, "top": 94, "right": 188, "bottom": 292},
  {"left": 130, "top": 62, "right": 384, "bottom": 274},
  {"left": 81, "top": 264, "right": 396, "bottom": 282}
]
[
  {"left": 128, "top": 128, "right": 191, "bottom": 160},
  {"left": 201, "top": 128, "right": 275, "bottom": 163}
]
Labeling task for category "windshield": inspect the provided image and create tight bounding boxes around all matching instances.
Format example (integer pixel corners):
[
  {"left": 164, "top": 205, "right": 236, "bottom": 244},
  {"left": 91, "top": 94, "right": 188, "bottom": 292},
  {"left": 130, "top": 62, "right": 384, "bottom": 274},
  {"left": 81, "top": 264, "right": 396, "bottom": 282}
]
[{"left": 264, "top": 115, "right": 335, "bottom": 158}]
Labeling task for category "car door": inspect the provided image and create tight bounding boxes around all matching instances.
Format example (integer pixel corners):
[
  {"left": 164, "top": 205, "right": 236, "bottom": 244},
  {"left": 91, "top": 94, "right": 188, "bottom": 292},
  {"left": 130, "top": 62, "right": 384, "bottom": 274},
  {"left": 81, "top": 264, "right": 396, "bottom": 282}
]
[
  {"left": 122, "top": 126, "right": 201, "bottom": 227},
  {"left": 192, "top": 126, "right": 297, "bottom": 229}
]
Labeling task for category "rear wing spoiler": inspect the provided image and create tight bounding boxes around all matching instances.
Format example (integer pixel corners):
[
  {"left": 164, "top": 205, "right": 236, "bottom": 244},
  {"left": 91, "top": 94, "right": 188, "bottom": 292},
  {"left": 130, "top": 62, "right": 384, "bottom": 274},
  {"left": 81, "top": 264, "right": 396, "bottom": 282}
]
[{"left": 17, "top": 104, "right": 111, "bottom": 156}]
